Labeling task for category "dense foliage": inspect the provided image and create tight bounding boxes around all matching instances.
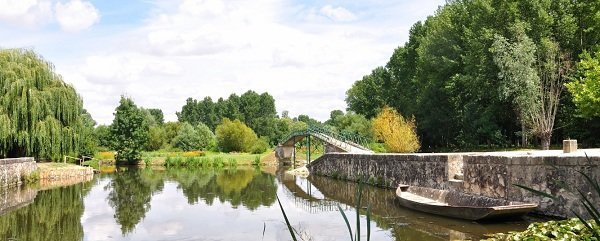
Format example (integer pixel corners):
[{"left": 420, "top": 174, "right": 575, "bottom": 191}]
[
  {"left": 0, "top": 49, "right": 94, "bottom": 160},
  {"left": 566, "top": 50, "right": 600, "bottom": 118},
  {"left": 484, "top": 218, "right": 599, "bottom": 241},
  {"left": 372, "top": 107, "right": 420, "bottom": 153},
  {"left": 215, "top": 118, "right": 258, "bottom": 153},
  {"left": 110, "top": 96, "right": 149, "bottom": 163},
  {"left": 346, "top": 0, "right": 600, "bottom": 150},
  {"left": 177, "top": 90, "right": 280, "bottom": 144},
  {"left": 172, "top": 122, "right": 216, "bottom": 151}
]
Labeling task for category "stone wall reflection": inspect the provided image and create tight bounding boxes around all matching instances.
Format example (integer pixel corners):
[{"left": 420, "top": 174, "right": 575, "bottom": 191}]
[{"left": 0, "top": 181, "right": 94, "bottom": 241}]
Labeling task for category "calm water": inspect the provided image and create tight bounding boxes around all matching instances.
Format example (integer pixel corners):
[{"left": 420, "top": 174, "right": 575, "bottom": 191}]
[{"left": 0, "top": 167, "right": 535, "bottom": 241}]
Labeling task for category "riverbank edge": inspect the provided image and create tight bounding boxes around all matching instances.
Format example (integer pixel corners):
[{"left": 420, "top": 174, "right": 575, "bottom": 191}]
[
  {"left": 306, "top": 149, "right": 600, "bottom": 219},
  {"left": 0, "top": 157, "right": 95, "bottom": 189}
]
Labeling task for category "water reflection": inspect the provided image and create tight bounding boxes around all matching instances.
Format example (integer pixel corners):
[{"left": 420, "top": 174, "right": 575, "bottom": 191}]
[
  {"left": 165, "top": 167, "right": 276, "bottom": 210},
  {"left": 0, "top": 181, "right": 94, "bottom": 241},
  {"left": 0, "top": 167, "right": 535, "bottom": 241},
  {"left": 306, "top": 175, "right": 532, "bottom": 240},
  {"left": 106, "top": 168, "right": 164, "bottom": 234}
]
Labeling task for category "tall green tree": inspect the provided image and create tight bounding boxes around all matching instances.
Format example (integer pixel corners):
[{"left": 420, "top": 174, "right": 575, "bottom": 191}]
[
  {"left": 0, "top": 49, "right": 90, "bottom": 160},
  {"left": 110, "top": 96, "right": 149, "bottom": 163},
  {"left": 566, "top": 50, "right": 600, "bottom": 118},
  {"left": 346, "top": 0, "right": 594, "bottom": 150},
  {"left": 147, "top": 108, "right": 164, "bottom": 125}
]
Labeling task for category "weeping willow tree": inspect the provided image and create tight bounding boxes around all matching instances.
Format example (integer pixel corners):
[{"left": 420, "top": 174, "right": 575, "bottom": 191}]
[{"left": 0, "top": 48, "right": 88, "bottom": 160}]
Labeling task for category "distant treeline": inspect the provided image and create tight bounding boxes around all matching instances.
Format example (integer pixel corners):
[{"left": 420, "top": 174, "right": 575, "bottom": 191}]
[
  {"left": 176, "top": 91, "right": 281, "bottom": 144},
  {"left": 346, "top": 0, "right": 600, "bottom": 150}
]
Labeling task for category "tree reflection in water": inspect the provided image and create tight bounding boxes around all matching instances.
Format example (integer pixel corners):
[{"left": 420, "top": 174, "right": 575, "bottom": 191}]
[
  {"left": 106, "top": 168, "right": 164, "bottom": 235},
  {"left": 167, "top": 167, "right": 277, "bottom": 210},
  {"left": 105, "top": 167, "right": 277, "bottom": 235},
  {"left": 0, "top": 181, "right": 94, "bottom": 241}
]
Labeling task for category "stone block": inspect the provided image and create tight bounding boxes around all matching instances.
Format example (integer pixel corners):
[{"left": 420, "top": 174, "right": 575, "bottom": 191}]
[{"left": 563, "top": 139, "right": 577, "bottom": 153}]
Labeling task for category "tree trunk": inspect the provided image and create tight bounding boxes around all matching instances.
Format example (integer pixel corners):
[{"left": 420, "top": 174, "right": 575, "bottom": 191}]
[
  {"left": 521, "top": 123, "right": 528, "bottom": 147},
  {"left": 540, "top": 134, "right": 551, "bottom": 150}
]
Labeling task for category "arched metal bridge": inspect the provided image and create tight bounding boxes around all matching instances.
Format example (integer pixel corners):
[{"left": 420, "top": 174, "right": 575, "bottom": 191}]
[{"left": 275, "top": 126, "right": 373, "bottom": 164}]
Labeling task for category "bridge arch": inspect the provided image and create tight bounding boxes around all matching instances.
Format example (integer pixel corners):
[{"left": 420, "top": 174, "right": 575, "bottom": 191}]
[{"left": 275, "top": 126, "right": 373, "bottom": 165}]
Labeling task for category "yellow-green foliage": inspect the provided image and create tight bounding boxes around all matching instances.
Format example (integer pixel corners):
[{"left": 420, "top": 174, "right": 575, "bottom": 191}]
[
  {"left": 0, "top": 49, "right": 86, "bottom": 160},
  {"left": 566, "top": 50, "right": 600, "bottom": 118},
  {"left": 95, "top": 151, "right": 116, "bottom": 160},
  {"left": 483, "top": 218, "right": 599, "bottom": 241},
  {"left": 372, "top": 106, "right": 420, "bottom": 153},
  {"left": 215, "top": 118, "right": 258, "bottom": 153}
]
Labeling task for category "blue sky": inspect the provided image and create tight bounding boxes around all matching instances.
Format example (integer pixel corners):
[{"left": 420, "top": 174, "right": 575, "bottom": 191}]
[{"left": 0, "top": 0, "right": 444, "bottom": 125}]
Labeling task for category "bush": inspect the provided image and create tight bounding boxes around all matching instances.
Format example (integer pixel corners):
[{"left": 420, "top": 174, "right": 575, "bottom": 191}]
[
  {"left": 172, "top": 122, "right": 216, "bottom": 151},
  {"left": 483, "top": 218, "right": 599, "bottom": 241},
  {"left": 250, "top": 137, "right": 270, "bottom": 154},
  {"left": 372, "top": 106, "right": 420, "bottom": 153},
  {"left": 252, "top": 155, "right": 261, "bottom": 166},
  {"left": 146, "top": 126, "right": 166, "bottom": 151},
  {"left": 215, "top": 118, "right": 258, "bottom": 152}
]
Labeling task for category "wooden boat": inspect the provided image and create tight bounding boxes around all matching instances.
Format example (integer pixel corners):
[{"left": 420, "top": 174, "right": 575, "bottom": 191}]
[{"left": 396, "top": 185, "right": 538, "bottom": 221}]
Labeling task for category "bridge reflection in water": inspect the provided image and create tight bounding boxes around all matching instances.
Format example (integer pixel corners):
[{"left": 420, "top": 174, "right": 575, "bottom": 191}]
[{"left": 277, "top": 169, "right": 535, "bottom": 241}]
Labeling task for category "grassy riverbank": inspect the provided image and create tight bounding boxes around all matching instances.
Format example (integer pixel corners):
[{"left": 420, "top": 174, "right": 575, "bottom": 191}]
[{"left": 90, "top": 150, "right": 277, "bottom": 167}]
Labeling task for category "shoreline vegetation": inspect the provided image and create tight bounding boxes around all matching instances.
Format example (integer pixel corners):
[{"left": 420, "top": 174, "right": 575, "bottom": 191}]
[{"left": 83, "top": 150, "right": 280, "bottom": 168}]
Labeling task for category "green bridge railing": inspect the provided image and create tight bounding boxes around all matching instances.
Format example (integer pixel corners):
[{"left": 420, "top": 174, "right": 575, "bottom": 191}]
[{"left": 279, "top": 125, "right": 370, "bottom": 150}]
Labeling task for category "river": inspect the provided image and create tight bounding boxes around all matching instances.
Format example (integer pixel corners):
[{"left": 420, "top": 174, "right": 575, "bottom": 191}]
[{"left": 0, "top": 167, "right": 536, "bottom": 240}]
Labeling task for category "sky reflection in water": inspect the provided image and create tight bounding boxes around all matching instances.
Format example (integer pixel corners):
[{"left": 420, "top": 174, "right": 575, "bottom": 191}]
[{"left": 0, "top": 167, "right": 533, "bottom": 241}]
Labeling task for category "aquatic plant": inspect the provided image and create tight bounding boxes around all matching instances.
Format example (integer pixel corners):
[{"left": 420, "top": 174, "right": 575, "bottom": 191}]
[
  {"left": 484, "top": 218, "right": 598, "bottom": 240},
  {"left": 277, "top": 180, "right": 372, "bottom": 241},
  {"left": 252, "top": 155, "right": 261, "bottom": 166}
]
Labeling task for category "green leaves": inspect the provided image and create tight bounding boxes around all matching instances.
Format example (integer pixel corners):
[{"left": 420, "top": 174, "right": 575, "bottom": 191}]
[
  {"left": 0, "top": 48, "right": 89, "bottom": 160},
  {"left": 172, "top": 122, "right": 216, "bottom": 151},
  {"left": 484, "top": 218, "right": 599, "bottom": 241},
  {"left": 215, "top": 118, "right": 259, "bottom": 153},
  {"left": 566, "top": 50, "right": 600, "bottom": 118},
  {"left": 110, "top": 96, "right": 149, "bottom": 163}
]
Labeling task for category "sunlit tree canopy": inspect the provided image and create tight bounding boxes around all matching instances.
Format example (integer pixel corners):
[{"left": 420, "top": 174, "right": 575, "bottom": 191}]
[{"left": 0, "top": 48, "right": 89, "bottom": 160}]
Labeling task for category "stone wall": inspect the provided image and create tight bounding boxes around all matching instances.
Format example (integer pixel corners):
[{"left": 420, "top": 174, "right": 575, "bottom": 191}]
[
  {"left": 0, "top": 185, "right": 37, "bottom": 215},
  {"left": 307, "top": 151, "right": 600, "bottom": 218},
  {"left": 462, "top": 154, "right": 600, "bottom": 218},
  {"left": 0, "top": 157, "right": 37, "bottom": 189},
  {"left": 307, "top": 153, "right": 450, "bottom": 190}
]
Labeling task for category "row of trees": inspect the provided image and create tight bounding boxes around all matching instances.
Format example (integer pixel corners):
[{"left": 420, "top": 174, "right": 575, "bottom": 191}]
[
  {"left": 346, "top": 0, "right": 600, "bottom": 150},
  {"left": 176, "top": 91, "right": 281, "bottom": 144}
]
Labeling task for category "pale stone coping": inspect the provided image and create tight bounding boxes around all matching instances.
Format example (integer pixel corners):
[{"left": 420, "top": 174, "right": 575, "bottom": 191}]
[
  {"left": 0, "top": 157, "right": 35, "bottom": 165},
  {"left": 320, "top": 149, "right": 600, "bottom": 158},
  {"left": 467, "top": 148, "right": 600, "bottom": 158}
]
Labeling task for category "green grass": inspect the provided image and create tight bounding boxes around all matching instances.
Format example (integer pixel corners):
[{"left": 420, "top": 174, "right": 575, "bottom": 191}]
[
  {"left": 157, "top": 150, "right": 271, "bottom": 167},
  {"left": 94, "top": 149, "right": 273, "bottom": 167}
]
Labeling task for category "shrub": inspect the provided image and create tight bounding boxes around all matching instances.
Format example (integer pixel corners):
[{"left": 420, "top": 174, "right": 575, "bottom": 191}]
[
  {"left": 227, "top": 158, "right": 237, "bottom": 166},
  {"left": 250, "top": 137, "right": 270, "bottom": 154},
  {"left": 252, "top": 155, "right": 261, "bottom": 166},
  {"left": 372, "top": 106, "right": 420, "bottom": 153},
  {"left": 215, "top": 118, "right": 258, "bottom": 152},
  {"left": 212, "top": 157, "right": 224, "bottom": 167},
  {"left": 95, "top": 151, "right": 115, "bottom": 160},
  {"left": 483, "top": 218, "right": 598, "bottom": 241}
]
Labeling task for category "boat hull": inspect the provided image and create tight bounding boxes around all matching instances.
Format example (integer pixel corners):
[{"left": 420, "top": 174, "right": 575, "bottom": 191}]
[{"left": 396, "top": 186, "right": 537, "bottom": 221}]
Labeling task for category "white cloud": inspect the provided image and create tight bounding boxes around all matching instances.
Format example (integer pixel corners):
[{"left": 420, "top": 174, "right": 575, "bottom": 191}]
[
  {"left": 55, "top": 0, "right": 100, "bottom": 32},
  {"left": 319, "top": 5, "right": 356, "bottom": 22},
  {"left": 0, "top": 0, "right": 53, "bottom": 27},
  {"left": 34, "top": 0, "right": 445, "bottom": 124}
]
